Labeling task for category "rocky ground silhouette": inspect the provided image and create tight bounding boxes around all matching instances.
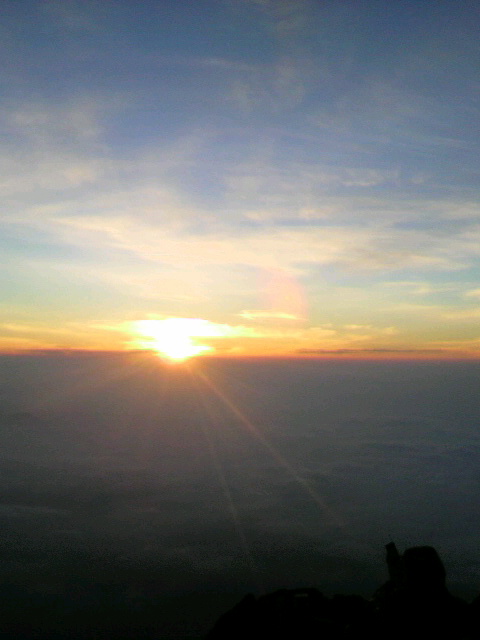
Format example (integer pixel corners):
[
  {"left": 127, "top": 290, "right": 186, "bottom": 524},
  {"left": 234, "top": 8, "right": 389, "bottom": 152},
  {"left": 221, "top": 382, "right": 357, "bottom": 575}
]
[
  {"left": 205, "top": 544, "right": 479, "bottom": 639},
  {"left": 1, "top": 543, "right": 479, "bottom": 638}
]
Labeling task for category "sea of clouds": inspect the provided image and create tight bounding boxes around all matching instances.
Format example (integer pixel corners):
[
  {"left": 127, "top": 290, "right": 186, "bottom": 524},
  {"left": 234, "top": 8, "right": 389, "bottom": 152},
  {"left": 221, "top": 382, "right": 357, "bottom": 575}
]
[{"left": 0, "top": 354, "right": 479, "bottom": 637}]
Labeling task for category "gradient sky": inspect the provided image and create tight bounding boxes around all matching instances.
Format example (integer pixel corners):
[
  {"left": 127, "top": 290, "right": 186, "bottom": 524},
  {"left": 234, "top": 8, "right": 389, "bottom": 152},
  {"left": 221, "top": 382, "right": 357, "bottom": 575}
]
[{"left": 2, "top": 0, "right": 480, "bottom": 356}]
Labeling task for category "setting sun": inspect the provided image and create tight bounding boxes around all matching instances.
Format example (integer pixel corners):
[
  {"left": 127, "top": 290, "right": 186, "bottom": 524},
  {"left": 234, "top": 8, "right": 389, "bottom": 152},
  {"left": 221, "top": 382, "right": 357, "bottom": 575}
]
[{"left": 131, "top": 318, "right": 232, "bottom": 361}]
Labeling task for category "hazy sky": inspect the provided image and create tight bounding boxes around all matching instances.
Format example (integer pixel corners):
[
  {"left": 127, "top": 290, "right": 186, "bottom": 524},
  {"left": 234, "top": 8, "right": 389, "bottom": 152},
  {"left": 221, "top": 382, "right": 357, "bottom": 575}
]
[{"left": 2, "top": 0, "right": 480, "bottom": 356}]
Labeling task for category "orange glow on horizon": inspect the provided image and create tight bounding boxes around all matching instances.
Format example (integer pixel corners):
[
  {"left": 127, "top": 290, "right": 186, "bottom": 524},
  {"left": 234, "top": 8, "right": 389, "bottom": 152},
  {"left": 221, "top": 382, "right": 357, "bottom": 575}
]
[{"left": 0, "top": 317, "right": 479, "bottom": 361}]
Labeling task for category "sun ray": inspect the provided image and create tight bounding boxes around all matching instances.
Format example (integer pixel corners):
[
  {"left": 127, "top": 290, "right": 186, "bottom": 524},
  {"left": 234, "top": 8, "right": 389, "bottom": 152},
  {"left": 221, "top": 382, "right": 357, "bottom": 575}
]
[
  {"left": 192, "top": 367, "right": 343, "bottom": 528},
  {"left": 188, "top": 372, "right": 263, "bottom": 592}
]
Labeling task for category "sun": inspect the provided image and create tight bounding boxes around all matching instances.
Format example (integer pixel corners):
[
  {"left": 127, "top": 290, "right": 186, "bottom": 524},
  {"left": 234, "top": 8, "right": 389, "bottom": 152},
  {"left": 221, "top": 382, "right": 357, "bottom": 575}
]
[{"left": 132, "top": 318, "right": 223, "bottom": 362}]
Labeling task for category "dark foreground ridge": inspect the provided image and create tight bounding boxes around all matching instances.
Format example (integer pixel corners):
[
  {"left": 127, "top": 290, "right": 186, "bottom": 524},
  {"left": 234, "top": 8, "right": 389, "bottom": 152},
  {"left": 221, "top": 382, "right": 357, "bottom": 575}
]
[
  {"left": 206, "top": 544, "right": 479, "bottom": 639},
  {"left": 2, "top": 544, "right": 480, "bottom": 638}
]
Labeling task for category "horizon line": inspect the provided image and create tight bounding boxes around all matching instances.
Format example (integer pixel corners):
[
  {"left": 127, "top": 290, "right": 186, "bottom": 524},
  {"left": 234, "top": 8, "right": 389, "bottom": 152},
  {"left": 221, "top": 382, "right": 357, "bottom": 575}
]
[{"left": 0, "top": 348, "right": 479, "bottom": 361}]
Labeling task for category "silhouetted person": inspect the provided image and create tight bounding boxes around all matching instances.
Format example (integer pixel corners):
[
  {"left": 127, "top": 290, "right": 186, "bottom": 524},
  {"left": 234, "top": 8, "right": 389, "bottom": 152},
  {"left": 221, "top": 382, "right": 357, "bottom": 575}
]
[
  {"left": 403, "top": 546, "right": 446, "bottom": 593},
  {"left": 386, "top": 541, "right": 403, "bottom": 586},
  {"left": 374, "top": 545, "right": 469, "bottom": 639}
]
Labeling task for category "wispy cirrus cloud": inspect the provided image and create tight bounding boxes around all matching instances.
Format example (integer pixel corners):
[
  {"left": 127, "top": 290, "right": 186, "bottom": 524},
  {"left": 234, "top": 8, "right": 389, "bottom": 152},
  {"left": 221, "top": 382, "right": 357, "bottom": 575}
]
[
  {"left": 45, "top": 212, "right": 474, "bottom": 275},
  {"left": 380, "top": 281, "right": 461, "bottom": 297},
  {"left": 243, "top": 0, "right": 310, "bottom": 38},
  {"left": 227, "top": 56, "right": 309, "bottom": 114},
  {"left": 442, "top": 308, "right": 480, "bottom": 320}
]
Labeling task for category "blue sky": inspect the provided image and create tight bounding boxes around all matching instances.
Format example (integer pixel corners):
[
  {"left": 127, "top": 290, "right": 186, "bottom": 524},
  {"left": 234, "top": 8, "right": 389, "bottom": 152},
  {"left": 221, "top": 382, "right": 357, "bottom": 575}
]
[{"left": 1, "top": 0, "right": 480, "bottom": 355}]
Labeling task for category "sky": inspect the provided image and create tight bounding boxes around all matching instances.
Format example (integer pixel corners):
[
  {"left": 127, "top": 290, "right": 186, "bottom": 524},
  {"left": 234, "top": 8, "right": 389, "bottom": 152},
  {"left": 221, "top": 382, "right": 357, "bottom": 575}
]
[{"left": 2, "top": 0, "right": 480, "bottom": 357}]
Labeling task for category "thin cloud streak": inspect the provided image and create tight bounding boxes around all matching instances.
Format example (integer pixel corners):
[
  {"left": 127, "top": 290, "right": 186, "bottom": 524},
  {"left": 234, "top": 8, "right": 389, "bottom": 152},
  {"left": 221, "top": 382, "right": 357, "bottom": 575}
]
[{"left": 239, "top": 311, "right": 302, "bottom": 321}]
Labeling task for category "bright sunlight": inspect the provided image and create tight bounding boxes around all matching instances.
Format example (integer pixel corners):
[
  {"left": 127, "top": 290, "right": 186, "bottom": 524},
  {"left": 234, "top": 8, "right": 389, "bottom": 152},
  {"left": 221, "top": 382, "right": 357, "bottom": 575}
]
[{"left": 131, "top": 318, "right": 234, "bottom": 361}]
